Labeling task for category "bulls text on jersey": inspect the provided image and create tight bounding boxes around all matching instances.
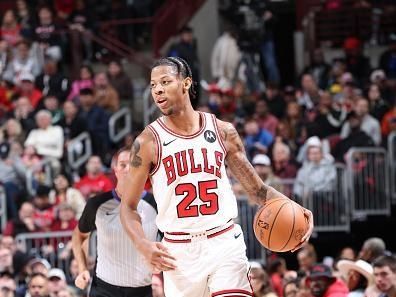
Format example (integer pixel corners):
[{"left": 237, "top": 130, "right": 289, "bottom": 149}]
[{"left": 162, "top": 148, "right": 224, "bottom": 186}]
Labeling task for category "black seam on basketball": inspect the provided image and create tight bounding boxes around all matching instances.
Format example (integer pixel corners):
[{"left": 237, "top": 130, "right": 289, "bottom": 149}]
[
  {"left": 280, "top": 201, "right": 295, "bottom": 251},
  {"left": 267, "top": 201, "right": 289, "bottom": 249}
]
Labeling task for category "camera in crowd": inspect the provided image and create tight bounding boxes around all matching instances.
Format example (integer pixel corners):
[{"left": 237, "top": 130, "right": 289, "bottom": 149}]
[{"left": 219, "top": 0, "right": 268, "bottom": 52}]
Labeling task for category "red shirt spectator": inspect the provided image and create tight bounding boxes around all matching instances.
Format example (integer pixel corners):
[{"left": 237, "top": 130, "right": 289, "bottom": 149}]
[
  {"left": 74, "top": 155, "right": 114, "bottom": 199},
  {"left": 51, "top": 203, "right": 78, "bottom": 232},
  {"left": 16, "top": 72, "right": 43, "bottom": 108},
  {"left": 381, "top": 105, "right": 396, "bottom": 137}
]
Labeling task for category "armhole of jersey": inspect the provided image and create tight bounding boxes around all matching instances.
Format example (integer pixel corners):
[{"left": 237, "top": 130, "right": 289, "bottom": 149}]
[
  {"left": 147, "top": 124, "right": 162, "bottom": 176},
  {"left": 211, "top": 114, "right": 227, "bottom": 155}
]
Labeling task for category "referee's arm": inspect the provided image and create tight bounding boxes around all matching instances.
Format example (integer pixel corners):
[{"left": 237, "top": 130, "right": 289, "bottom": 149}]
[{"left": 72, "top": 196, "right": 99, "bottom": 289}]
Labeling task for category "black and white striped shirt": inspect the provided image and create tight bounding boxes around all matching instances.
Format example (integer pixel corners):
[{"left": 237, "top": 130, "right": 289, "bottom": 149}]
[{"left": 78, "top": 190, "right": 157, "bottom": 287}]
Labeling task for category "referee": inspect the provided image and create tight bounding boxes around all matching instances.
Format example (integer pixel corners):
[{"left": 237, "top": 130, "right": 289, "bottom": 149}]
[{"left": 72, "top": 146, "right": 157, "bottom": 297}]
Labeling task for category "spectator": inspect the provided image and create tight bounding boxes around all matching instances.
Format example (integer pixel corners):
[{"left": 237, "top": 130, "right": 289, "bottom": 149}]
[
  {"left": 9, "top": 96, "right": 36, "bottom": 134},
  {"left": 59, "top": 100, "right": 86, "bottom": 143},
  {"left": 249, "top": 262, "right": 278, "bottom": 297},
  {"left": 381, "top": 99, "right": 396, "bottom": 139},
  {"left": 47, "top": 268, "right": 68, "bottom": 297},
  {"left": 93, "top": 72, "right": 120, "bottom": 113},
  {"left": 254, "top": 100, "right": 279, "bottom": 137},
  {"left": 27, "top": 273, "right": 49, "bottom": 297},
  {"left": 106, "top": 60, "right": 132, "bottom": 102},
  {"left": 67, "top": 65, "right": 94, "bottom": 102},
  {"left": 369, "top": 69, "right": 393, "bottom": 104},
  {"left": 0, "top": 40, "right": 11, "bottom": 78},
  {"left": 343, "top": 37, "right": 371, "bottom": 87},
  {"left": 0, "top": 10, "right": 22, "bottom": 47},
  {"left": 168, "top": 26, "right": 201, "bottom": 105},
  {"left": 0, "top": 247, "right": 13, "bottom": 274},
  {"left": 0, "top": 141, "right": 26, "bottom": 220},
  {"left": 34, "top": 6, "right": 62, "bottom": 62},
  {"left": 0, "top": 270, "right": 16, "bottom": 297},
  {"left": 358, "top": 238, "right": 386, "bottom": 263},
  {"left": 14, "top": 72, "right": 43, "bottom": 109},
  {"left": 283, "top": 279, "right": 302, "bottom": 297},
  {"left": 306, "top": 264, "right": 349, "bottom": 297},
  {"left": 379, "top": 38, "right": 396, "bottom": 80},
  {"left": 268, "top": 258, "right": 295, "bottom": 297},
  {"left": 2, "top": 41, "right": 41, "bottom": 85},
  {"left": 15, "top": 0, "right": 35, "bottom": 39},
  {"left": 372, "top": 255, "right": 396, "bottom": 297},
  {"left": 367, "top": 83, "right": 389, "bottom": 122},
  {"left": 42, "top": 96, "right": 63, "bottom": 126},
  {"left": 272, "top": 141, "right": 298, "bottom": 179},
  {"left": 49, "top": 174, "right": 85, "bottom": 218},
  {"left": 297, "top": 73, "right": 322, "bottom": 111},
  {"left": 3, "top": 202, "right": 37, "bottom": 236},
  {"left": 252, "top": 154, "right": 283, "bottom": 193},
  {"left": 283, "top": 101, "right": 305, "bottom": 146},
  {"left": 263, "top": 83, "right": 286, "bottom": 119},
  {"left": 304, "top": 48, "right": 331, "bottom": 90},
  {"left": 297, "top": 245, "right": 317, "bottom": 274},
  {"left": 293, "top": 137, "right": 336, "bottom": 199},
  {"left": 32, "top": 185, "right": 55, "bottom": 232},
  {"left": 0, "top": 119, "right": 25, "bottom": 147},
  {"left": 244, "top": 118, "right": 273, "bottom": 158},
  {"left": 333, "top": 112, "right": 375, "bottom": 162},
  {"left": 57, "top": 288, "right": 77, "bottom": 297},
  {"left": 74, "top": 155, "right": 113, "bottom": 199},
  {"left": 340, "top": 97, "right": 381, "bottom": 146},
  {"left": 51, "top": 202, "right": 78, "bottom": 232},
  {"left": 28, "top": 258, "right": 51, "bottom": 276},
  {"left": 35, "top": 58, "right": 70, "bottom": 103},
  {"left": 210, "top": 28, "right": 241, "bottom": 84},
  {"left": 24, "top": 110, "right": 64, "bottom": 161},
  {"left": 337, "top": 259, "right": 374, "bottom": 297},
  {"left": 338, "top": 247, "right": 357, "bottom": 261},
  {"left": 79, "top": 88, "right": 109, "bottom": 158}
]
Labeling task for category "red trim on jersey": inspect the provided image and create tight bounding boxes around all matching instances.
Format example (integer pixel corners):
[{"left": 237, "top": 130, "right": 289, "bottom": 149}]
[
  {"left": 166, "top": 231, "right": 190, "bottom": 235},
  {"left": 164, "top": 237, "right": 191, "bottom": 243},
  {"left": 156, "top": 111, "right": 206, "bottom": 139},
  {"left": 211, "top": 289, "right": 253, "bottom": 296},
  {"left": 207, "top": 224, "right": 234, "bottom": 239},
  {"left": 211, "top": 114, "right": 227, "bottom": 154},
  {"left": 147, "top": 125, "right": 162, "bottom": 175}
]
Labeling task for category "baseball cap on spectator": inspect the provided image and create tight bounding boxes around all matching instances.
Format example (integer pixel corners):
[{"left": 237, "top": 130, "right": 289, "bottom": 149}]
[
  {"left": 29, "top": 258, "right": 51, "bottom": 270},
  {"left": 48, "top": 268, "right": 66, "bottom": 281},
  {"left": 252, "top": 154, "right": 271, "bottom": 166},
  {"left": 336, "top": 259, "right": 374, "bottom": 285},
  {"left": 343, "top": 37, "right": 361, "bottom": 50},
  {"left": 249, "top": 261, "right": 263, "bottom": 269},
  {"left": 19, "top": 72, "right": 35, "bottom": 83},
  {"left": 370, "top": 69, "right": 386, "bottom": 83},
  {"left": 306, "top": 263, "right": 335, "bottom": 282},
  {"left": 341, "top": 72, "right": 354, "bottom": 85},
  {"left": 306, "top": 136, "right": 322, "bottom": 148}
]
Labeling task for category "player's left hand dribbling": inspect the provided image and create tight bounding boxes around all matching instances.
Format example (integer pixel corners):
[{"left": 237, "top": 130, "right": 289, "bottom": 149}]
[{"left": 291, "top": 207, "right": 314, "bottom": 252}]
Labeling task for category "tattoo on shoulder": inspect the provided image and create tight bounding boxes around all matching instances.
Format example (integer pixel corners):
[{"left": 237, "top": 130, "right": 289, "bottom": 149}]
[{"left": 130, "top": 139, "right": 142, "bottom": 168}]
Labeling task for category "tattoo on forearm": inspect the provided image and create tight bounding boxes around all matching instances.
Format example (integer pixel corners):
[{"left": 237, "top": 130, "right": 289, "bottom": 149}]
[
  {"left": 130, "top": 140, "right": 142, "bottom": 168},
  {"left": 256, "top": 186, "right": 268, "bottom": 202}
]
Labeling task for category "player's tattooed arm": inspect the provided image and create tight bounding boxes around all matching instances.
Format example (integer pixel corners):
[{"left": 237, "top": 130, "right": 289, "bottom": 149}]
[{"left": 218, "top": 120, "right": 288, "bottom": 205}]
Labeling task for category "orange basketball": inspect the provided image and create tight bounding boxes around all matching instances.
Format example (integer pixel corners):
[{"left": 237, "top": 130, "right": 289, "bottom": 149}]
[{"left": 253, "top": 197, "right": 308, "bottom": 252}]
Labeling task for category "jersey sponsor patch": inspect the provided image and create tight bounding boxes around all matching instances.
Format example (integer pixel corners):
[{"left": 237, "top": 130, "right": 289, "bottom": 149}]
[{"left": 204, "top": 130, "right": 216, "bottom": 143}]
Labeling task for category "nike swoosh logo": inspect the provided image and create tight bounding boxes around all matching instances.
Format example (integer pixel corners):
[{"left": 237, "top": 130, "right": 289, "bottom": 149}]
[
  {"left": 234, "top": 233, "right": 242, "bottom": 239},
  {"left": 163, "top": 139, "right": 177, "bottom": 146}
]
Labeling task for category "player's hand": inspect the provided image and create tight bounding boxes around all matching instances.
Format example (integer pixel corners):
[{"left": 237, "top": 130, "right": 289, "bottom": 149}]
[
  {"left": 75, "top": 270, "right": 91, "bottom": 290},
  {"left": 140, "top": 240, "right": 177, "bottom": 272},
  {"left": 291, "top": 207, "right": 314, "bottom": 252}
]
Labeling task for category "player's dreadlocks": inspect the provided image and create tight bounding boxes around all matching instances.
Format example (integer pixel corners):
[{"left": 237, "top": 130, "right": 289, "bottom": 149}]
[{"left": 152, "top": 57, "right": 197, "bottom": 100}]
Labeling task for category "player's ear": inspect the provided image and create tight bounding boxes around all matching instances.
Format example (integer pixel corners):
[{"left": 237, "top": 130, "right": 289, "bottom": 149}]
[{"left": 183, "top": 77, "right": 192, "bottom": 92}]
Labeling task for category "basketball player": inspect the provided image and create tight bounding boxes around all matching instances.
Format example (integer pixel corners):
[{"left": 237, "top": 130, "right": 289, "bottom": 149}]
[
  {"left": 120, "top": 57, "right": 314, "bottom": 297},
  {"left": 72, "top": 147, "right": 157, "bottom": 297}
]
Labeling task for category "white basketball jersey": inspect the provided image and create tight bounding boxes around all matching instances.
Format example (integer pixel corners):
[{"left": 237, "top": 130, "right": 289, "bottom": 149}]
[{"left": 148, "top": 112, "right": 238, "bottom": 232}]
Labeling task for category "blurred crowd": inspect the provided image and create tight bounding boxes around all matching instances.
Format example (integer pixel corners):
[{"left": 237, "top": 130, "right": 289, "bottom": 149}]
[{"left": 1, "top": 0, "right": 396, "bottom": 297}]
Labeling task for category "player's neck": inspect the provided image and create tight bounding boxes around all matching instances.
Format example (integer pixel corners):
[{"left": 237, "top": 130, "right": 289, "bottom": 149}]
[{"left": 164, "top": 107, "right": 200, "bottom": 135}]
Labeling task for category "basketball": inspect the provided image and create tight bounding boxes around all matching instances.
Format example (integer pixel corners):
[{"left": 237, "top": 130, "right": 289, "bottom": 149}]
[{"left": 253, "top": 198, "right": 308, "bottom": 252}]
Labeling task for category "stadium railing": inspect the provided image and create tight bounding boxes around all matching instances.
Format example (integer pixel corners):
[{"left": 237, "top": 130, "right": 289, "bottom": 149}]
[
  {"left": 108, "top": 107, "right": 132, "bottom": 143},
  {"left": 388, "top": 132, "right": 396, "bottom": 203},
  {"left": 67, "top": 132, "right": 92, "bottom": 171},
  {"left": 15, "top": 231, "right": 73, "bottom": 272},
  {"left": 345, "top": 147, "right": 391, "bottom": 219},
  {"left": 0, "top": 185, "right": 6, "bottom": 232}
]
